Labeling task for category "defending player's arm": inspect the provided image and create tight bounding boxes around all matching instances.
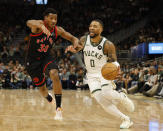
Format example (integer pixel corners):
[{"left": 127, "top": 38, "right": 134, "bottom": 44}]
[
  {"left": 104, "top": 40, "right": 120, "bottom": 67},
  {"left": 65, "top": 35, "right": 86, "bottom": 53},
  {"left": 26, "top": 20, "right": 51, "bottom": 36},
  {"left": 57, "top": 26, "right": 79, "bottom": 48}
]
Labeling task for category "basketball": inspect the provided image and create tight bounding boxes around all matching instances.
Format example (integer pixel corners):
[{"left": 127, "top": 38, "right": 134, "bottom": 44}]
[{"left": 101, "top": 63, "right": 118, "bottom": 80}]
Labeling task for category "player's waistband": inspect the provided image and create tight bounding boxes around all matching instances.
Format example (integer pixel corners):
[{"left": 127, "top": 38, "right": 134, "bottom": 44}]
[{"left": 86, "top": 70, "right": 102, "bottom": 75}]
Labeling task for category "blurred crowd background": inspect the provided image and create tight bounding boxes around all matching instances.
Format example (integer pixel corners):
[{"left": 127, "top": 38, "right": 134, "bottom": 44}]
[{"left": 0, "top": 0, "right": 162, "bottom": 98}]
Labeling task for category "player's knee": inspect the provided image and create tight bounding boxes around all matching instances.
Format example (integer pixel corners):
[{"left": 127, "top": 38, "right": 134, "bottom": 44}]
[
  {"left": 92, "top": 91, "right": 103, "bottom": 103},
  {"left": 102, "top": 86, "right": 119, "bottom": 101},
  {"left": 39, "top": 85, "right": 47, "bottom": 96},
  {"left": 39, "top": 86, "right": 46, "bottom": 91},
  {"left": 92, "top": 91, "right": 110, "bottom": 107},
  {"left": 101, "top": 88, "right": 112, "bottom": 100}
]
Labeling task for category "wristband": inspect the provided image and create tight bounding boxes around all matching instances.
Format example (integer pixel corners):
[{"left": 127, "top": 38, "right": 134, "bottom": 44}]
[{"left": 112, "top": 61, "right": 120, "bottom": 67}]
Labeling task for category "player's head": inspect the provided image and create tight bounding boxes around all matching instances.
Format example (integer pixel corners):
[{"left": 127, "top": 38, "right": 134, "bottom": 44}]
[
  {"left": 89, "top": 19, "right": 104, "bottom": 38},
  {"left": 43, "top": 8, "right": 57, "bottom": 28}
]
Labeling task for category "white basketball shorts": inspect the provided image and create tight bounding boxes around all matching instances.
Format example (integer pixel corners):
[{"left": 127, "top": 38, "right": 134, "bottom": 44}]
[{"left": 86, "top": 73, "right": 116, "bottom": 94}]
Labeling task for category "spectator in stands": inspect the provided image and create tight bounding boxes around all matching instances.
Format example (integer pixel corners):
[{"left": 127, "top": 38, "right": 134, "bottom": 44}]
[
  {"left": 68, "top": 68, "right": 77, "bottom": 90},
  {"left": 2, "top": 67, "right": 11, "bottom": 89},
  {"left": 1, "top": 46, "right": 9, "bottom": 62},
  {"left": 139, "top": 67, "right": 158, "bottom": 93},
  {"left": 130, "top": 68, "right": 139, "bottom": 89},
  {"left": 60, "top": 68, "right": 69, "bottom": 89},
  {"left": 24, "top": 70, "right": 33, "bottom": 89}
]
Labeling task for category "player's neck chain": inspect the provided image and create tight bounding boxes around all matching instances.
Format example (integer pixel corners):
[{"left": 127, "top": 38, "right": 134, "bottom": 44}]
[{"left": 92, "top": 42, "right": 98, "bottom": 46}]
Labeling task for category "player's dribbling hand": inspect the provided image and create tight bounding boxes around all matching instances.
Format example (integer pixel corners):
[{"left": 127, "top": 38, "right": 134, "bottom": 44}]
[
  {"left": 65, "top": 45, "right": 77, "bottom": 53},
  {"left": 41, "top": 25, "right": 51, "bottom": 37}
]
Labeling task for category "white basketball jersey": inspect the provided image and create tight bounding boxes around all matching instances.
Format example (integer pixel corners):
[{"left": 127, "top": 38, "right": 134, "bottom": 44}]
[{"left": 83, "top": 35, "right": 108, "bottom": 74}]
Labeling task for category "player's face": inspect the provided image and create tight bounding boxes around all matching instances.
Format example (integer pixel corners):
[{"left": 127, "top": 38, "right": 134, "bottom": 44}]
[
  {"left": 89, "top": 21, "right": 102, "bottom": 38},
  {"left": 45, "top": 13, "right": 57, "bottom": 28}
]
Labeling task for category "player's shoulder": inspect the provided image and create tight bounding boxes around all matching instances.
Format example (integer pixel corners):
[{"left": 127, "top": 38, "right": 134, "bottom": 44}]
[
  {"left": 103, "top": 38, "right": 115, "bottom": 50},
  {"left": 102, "top": 37, "right": 113, "bottom": 45},
  {"left": 78, "top": 35, "right": 87, "bottom": 47},
  {"left": 80, "top": 35, "right": 87, "bottom": 41},
  {"left": 55, "top": 26, "right": 64, "bottom": 36},
  {"left": 55, "top": 26, "right": 61, "bottom": 31},
  {"left": 103, "top": 38, "right": 114, "bottom": 46},
  {"left": 80, "top": 35, "right": 89, "bottom": 44},
  {"left": 56, "top": 26, "right": 62, "bottom": 30}
]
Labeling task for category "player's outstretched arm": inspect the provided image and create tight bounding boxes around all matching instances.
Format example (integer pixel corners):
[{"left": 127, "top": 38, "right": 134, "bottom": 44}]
[
  {"left": 65, "top": 35, "right": 86, "bottom": 53},
  {"left": 57, "top": 26, "right": 79, "bottom": 48},
  {"left": 26, "top": 20, "right": 51, "bottom": 36}
]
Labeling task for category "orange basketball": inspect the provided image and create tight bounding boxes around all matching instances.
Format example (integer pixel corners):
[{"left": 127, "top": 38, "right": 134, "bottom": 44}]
[{"left": 101, "top": 63, "right": 118, "bottom": 80}]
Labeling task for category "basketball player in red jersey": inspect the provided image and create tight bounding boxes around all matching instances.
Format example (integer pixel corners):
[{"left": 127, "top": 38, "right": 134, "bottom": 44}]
[{"left": 26, "top": 8, "right": 79, "bottom": 120}]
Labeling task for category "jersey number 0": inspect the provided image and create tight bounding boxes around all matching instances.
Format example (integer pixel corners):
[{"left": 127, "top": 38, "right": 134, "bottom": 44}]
[{"left": 90, "top": 59, "right": 95, "bottom": 67}]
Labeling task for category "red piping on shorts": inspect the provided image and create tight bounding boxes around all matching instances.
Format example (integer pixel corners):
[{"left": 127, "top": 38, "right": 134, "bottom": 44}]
[
  {"left": 35, "top": 76, "right": 45, "bottom": 86},
  {"left": 43, "top": 60, "right": 55, "bottom": 73}
]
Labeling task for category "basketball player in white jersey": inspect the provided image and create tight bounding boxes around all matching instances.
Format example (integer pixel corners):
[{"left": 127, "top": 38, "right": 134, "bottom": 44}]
[{"left": 66, "top": 19, "right": 135, "bottom": 129}]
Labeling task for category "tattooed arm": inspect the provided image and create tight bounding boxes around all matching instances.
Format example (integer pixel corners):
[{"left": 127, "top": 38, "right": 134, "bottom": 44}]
[
  {"left": 103, "top": 40, "right": 117, "bottom": 62},
  {"left": 103, "top": 40, "right": 120, "bottom": 67},
  {"left": 103, "top": 40, "right": 121, "bottom": 79}
]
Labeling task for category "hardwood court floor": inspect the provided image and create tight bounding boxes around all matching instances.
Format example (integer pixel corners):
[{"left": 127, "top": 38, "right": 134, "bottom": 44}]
[{"left": 0, "top": 89, "right": 163, "bottom": 131}]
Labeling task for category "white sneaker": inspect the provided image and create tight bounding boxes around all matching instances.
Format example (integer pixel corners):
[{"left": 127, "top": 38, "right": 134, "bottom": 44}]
[
  {"left": 120, "top": 92, "right": 135, "bottom": 112},
  {"left": 120, "top": 118, "right": 133, "bottom": 129},
  {"left": 54, "top": 107, "right": 63, "bottom": 120}
]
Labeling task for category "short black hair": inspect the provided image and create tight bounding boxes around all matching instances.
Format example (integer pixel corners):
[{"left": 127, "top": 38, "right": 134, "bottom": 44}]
[
  {"left": 43, "top": 8, "right": 57, "bottom": 17},
  {"left": 92, "top": 19, "right": 104, "bottom": 28}
]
